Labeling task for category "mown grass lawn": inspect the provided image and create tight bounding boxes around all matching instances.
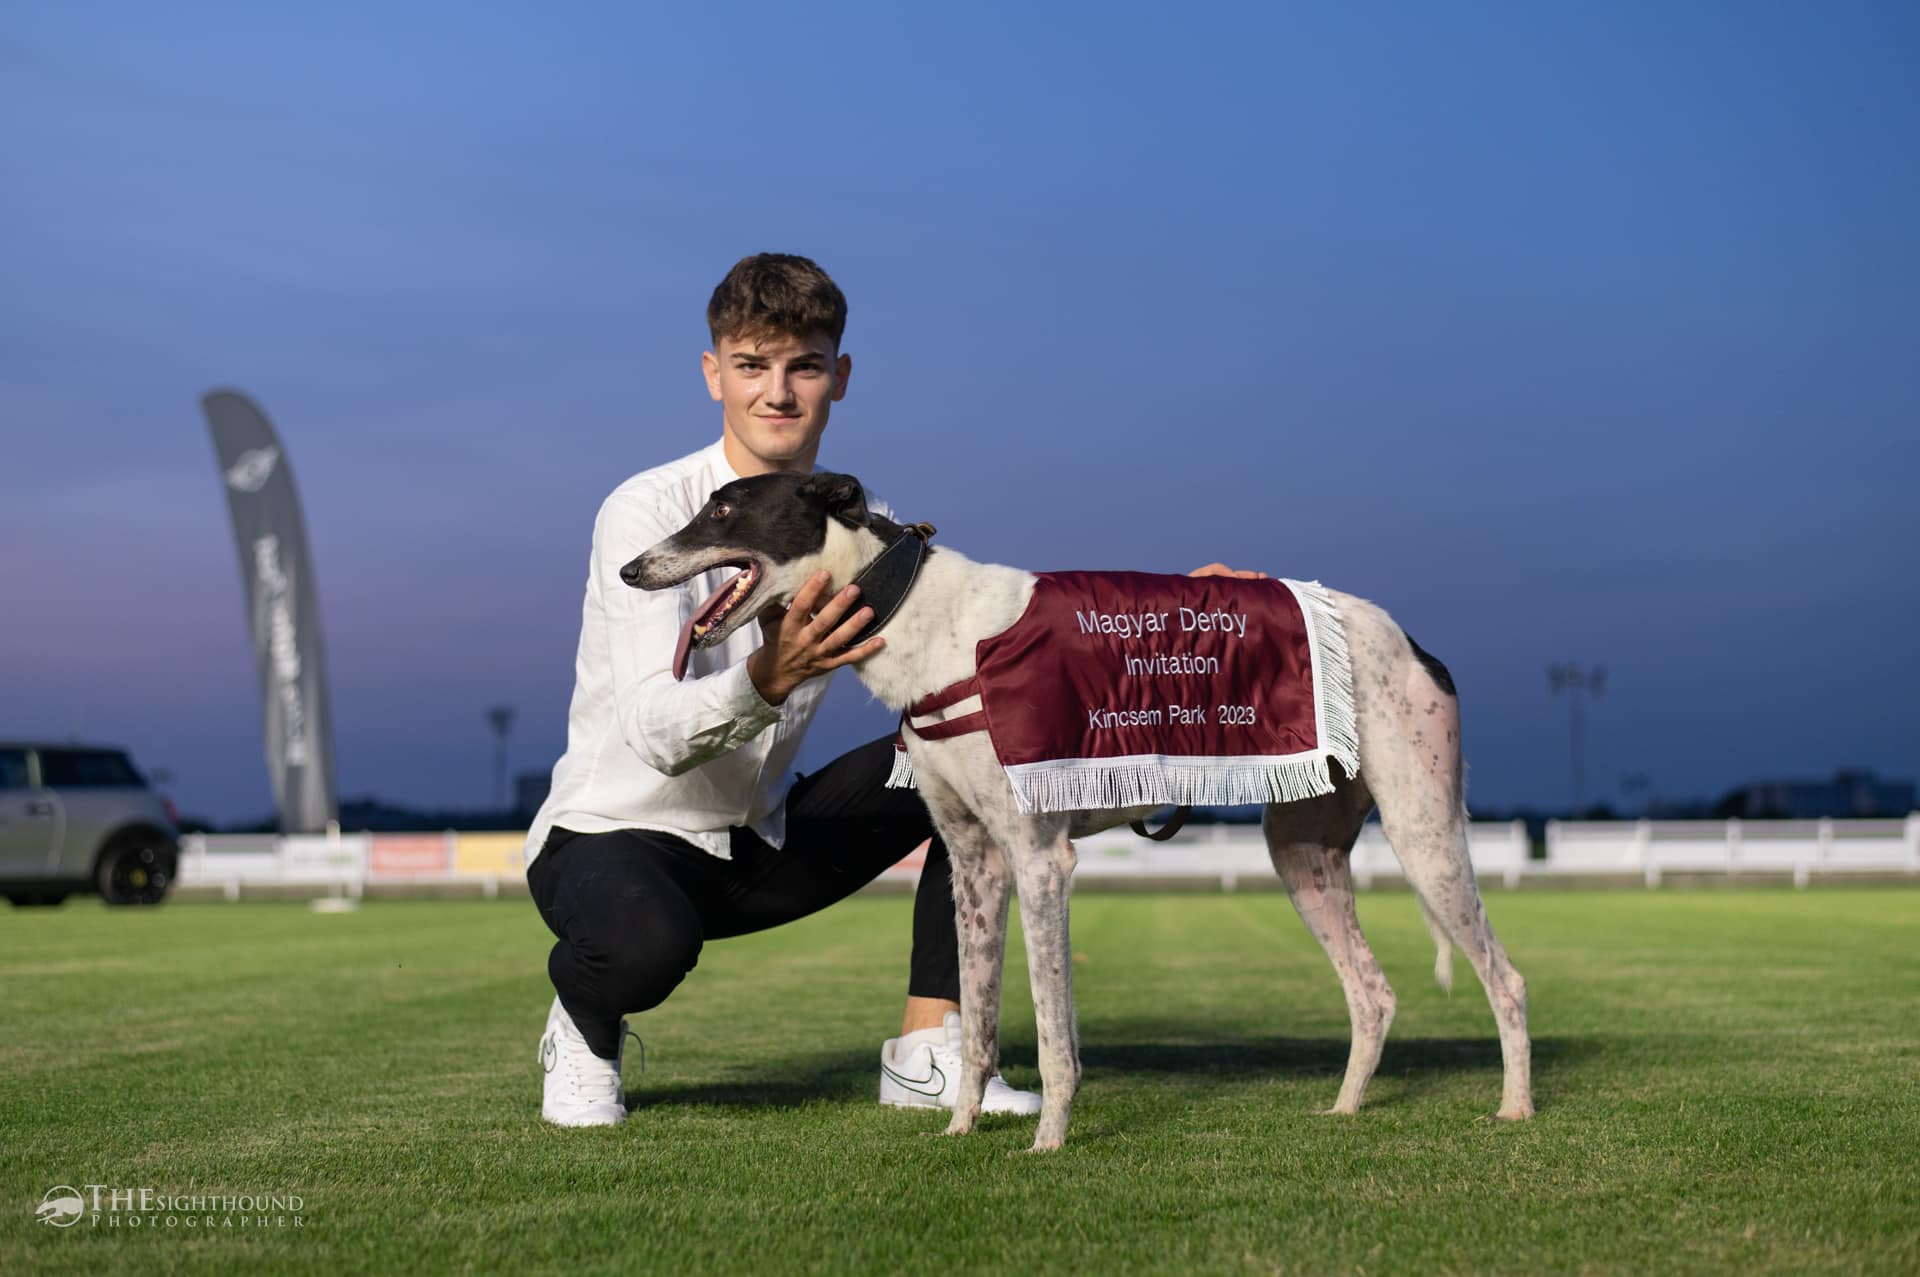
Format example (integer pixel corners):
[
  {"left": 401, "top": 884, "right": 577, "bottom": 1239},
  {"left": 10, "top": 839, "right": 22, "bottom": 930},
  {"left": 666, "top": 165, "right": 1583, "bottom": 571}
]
[{"left": 2, "top": 888, "right": 1917, "bottom": 1275}]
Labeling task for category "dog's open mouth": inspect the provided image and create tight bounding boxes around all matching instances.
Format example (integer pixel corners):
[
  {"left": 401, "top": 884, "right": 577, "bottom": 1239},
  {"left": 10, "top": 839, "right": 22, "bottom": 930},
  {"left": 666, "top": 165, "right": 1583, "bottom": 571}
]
[{"left": 674, "top": 560, "right": 763, "bottom": 679}]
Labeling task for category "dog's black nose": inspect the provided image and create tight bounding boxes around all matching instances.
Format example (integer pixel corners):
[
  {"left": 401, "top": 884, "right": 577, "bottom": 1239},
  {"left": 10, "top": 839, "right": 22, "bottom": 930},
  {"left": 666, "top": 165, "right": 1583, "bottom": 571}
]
[{"left": 619, "top": 558, "right": 644, "bottom": 587}]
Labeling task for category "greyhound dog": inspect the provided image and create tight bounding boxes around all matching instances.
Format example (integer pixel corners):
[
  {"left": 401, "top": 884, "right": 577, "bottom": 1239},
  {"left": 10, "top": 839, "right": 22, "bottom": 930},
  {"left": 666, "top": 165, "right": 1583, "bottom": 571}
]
[{"left": 626, "top": 471, "right": 1532, "bottom": 1152}]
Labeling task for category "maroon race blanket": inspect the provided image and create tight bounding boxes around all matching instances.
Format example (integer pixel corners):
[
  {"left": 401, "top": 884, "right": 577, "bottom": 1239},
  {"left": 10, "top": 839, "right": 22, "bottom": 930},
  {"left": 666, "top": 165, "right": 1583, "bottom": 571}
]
[{"left": 889, "top": 571, "right": 1358, "bottom": 813}]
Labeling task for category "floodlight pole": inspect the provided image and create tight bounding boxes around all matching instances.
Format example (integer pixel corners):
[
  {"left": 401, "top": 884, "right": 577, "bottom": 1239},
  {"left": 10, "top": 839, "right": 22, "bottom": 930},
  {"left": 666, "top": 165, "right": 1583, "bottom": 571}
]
[
  {"left": 486, "top": 706, "right": 516, "bottom": 810},
  {"left": 1547, "top": 664, "right": 1606, "bottom": 812}
]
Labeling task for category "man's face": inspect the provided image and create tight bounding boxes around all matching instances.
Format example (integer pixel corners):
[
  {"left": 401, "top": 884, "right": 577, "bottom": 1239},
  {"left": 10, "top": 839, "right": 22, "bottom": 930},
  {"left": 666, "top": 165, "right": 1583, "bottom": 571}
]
[{"left": 702, "top": 329, "right": 851, "bottom": 476}]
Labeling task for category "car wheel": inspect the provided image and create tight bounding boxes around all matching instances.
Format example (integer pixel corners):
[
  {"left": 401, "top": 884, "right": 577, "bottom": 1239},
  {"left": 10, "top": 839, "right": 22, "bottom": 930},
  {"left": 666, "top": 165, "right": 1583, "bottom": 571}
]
[
  {"left": 6, "top": 891, "right": 70, "bottom": 907},
  {"left": 96, "top": 834, "right": 178, "bottom": 906}
]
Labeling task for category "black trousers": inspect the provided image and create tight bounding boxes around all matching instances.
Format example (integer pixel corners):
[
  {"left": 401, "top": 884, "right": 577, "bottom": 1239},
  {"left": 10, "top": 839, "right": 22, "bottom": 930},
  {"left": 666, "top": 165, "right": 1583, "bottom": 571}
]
[{"left": 527, "top": 736, "right": 959, "bottom": 1058}]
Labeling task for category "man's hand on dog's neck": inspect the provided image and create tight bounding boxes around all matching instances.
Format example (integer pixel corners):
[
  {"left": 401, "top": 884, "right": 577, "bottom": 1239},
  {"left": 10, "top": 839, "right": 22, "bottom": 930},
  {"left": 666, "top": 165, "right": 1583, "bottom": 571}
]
[
  {"left": 746, "top": 570, "right": 887, "bottom": 706},
  {"left": 1189, "top": 563, "right": 1269, "bottom": 580}
]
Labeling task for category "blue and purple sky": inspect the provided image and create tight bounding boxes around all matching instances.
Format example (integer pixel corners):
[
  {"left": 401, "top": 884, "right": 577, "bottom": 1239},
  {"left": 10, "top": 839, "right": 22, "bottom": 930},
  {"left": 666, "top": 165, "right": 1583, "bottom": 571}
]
[{"left": 4, "top": 2, "right": 1915, "bottom": 823}]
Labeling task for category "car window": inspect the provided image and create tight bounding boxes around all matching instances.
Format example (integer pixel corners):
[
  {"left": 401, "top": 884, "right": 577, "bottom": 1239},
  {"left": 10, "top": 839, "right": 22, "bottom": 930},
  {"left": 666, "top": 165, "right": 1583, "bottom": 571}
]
[
  {"left": 37, "top": 749, "right": 145, "bottom": 789},
  {"left": 0, "top": 749, "right": 28, "bottom": 790}
]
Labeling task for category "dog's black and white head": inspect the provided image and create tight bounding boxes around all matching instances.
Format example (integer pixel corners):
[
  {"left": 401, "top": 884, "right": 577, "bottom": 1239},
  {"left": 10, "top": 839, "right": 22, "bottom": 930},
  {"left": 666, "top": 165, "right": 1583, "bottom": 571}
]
[{"left": 622, "top": 471, "right": 892, "bottom": 678}]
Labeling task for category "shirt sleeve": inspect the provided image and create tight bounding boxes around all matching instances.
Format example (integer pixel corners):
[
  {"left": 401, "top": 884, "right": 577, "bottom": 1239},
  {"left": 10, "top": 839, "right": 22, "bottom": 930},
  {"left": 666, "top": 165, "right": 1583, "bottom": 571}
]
[{"left": 592, "top": 488, "right": 785, "bottom": 777}]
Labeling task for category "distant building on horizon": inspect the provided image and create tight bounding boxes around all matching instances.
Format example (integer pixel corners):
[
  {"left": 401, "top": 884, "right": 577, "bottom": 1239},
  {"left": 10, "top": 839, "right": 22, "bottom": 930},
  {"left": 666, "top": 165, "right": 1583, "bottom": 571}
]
[{"left": 1715, "top": 769, "right": 1916, "bottom": 820}]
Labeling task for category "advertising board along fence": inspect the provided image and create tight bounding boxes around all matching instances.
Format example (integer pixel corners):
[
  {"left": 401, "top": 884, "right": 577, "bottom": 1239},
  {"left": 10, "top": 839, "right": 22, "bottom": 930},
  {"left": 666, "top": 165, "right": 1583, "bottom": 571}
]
[{"left": 179, "top": 829, "right": 511, "bottom": 899}]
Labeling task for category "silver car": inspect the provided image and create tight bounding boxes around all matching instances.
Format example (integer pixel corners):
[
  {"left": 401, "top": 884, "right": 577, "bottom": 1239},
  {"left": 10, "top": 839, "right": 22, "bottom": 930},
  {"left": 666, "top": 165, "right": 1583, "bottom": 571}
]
[{"left": 0, "top": 743, "right": 180, "bottom": 906}]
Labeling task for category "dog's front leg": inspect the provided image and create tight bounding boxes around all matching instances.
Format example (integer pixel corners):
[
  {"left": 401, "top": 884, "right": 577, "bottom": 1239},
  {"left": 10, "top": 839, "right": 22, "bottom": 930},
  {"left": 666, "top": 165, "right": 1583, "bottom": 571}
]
[
  {"left": 921, "top": 785, "right": 1011, "bottom": 1137},
  {"left": 947, "top": 837, "right": 1012, "bottom": 1136},
  {"left": 1009, "top": 826, "right": 1079, "bottom": 1152}
]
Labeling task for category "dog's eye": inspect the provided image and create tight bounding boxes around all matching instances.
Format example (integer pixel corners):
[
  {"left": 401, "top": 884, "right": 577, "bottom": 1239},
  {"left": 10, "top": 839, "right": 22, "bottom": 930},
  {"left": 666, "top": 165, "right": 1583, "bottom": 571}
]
[{"left": 711, "top": 503, "right": 731, "bottom": 519}]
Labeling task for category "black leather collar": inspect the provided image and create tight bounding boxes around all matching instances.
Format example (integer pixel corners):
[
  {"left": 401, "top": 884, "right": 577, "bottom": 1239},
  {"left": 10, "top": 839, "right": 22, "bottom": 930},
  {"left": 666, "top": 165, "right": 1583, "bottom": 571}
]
[{"left": 845, "top": 522, "right": 936, "bottom": 647}]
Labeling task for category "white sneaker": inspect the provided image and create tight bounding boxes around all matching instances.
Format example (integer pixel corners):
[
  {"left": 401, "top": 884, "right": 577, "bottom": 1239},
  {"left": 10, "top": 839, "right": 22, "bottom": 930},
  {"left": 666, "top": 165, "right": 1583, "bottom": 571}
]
[
  {"left": 538, "top": 996, "right": 630, "bottom": 1127},
  {"left": 879, "top": 1011, "right": 1042, "bottom": 1115}
]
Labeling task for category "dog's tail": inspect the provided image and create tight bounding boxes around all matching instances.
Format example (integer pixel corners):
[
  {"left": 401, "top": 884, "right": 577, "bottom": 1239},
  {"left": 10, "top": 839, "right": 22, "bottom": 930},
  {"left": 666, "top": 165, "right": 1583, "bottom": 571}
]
[{"left": 1418, "top": 896, "right": 1454, "bottom": 993}]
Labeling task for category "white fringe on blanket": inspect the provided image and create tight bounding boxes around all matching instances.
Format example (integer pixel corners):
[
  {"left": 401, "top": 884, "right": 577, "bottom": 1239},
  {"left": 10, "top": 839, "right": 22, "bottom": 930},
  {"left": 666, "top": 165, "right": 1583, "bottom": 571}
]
[
  {"left": 1003, "top": 752, "right": 1333, "bottom": 813},
  {"left": 1290, "top": 577, "right": 1361, "bottom": 785},
  {"left": 887, "top": 578, "right": 1358, "bottom": 813},
  {"left": 885, "top": 741, "right": 918, "bottom": 790}
]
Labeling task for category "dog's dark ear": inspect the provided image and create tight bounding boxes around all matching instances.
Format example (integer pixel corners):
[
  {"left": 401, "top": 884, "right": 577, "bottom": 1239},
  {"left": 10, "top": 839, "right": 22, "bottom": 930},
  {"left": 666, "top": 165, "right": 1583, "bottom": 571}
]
[{"left": 799, "top": 472, "right": 870, "bottom": 530}]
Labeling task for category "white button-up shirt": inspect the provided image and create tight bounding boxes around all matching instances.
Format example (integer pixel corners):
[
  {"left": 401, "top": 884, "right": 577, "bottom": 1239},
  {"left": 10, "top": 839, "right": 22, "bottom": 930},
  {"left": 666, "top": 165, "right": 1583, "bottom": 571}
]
[{"left": 526, "top": 439, "right": 875, "bottom": 863}]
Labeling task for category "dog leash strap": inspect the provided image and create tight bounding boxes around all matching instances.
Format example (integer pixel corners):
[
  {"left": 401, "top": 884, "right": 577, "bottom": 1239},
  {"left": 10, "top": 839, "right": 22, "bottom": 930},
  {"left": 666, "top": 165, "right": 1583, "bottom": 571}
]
[
  {"left": 1130, "top": 807, "right": 1193, "bottom": 841},
  {"left": 909, "top": 676, "right": 980, "bottom": 717},
  {"left": 901, "top": 674, "right": 987, "bottom": 742},
  {"left": 904, "top": 710, "right": 989, "bottom": 741}
]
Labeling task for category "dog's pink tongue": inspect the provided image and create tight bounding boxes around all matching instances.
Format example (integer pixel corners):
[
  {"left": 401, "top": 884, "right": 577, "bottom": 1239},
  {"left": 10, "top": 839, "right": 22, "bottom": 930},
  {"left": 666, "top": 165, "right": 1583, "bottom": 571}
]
[
  {"left": 672, "top": 571, "right": 746, "bottom": 681},
  {"left": 672, "top": 624, "right": 694, "bottom": 681}
]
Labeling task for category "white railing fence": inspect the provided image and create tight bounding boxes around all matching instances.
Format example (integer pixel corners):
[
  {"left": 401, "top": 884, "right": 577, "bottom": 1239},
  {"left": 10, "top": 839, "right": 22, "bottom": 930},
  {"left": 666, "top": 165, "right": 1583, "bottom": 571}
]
[
  {"left": 1544, "top": 816, "right": 1920, "bottom": 888},
  {"left": 176, "top": 815, "right": 1920, "bottom": 896},
  {"left": 1064, "top": 820, "right": 1533, "bottom": 889}
]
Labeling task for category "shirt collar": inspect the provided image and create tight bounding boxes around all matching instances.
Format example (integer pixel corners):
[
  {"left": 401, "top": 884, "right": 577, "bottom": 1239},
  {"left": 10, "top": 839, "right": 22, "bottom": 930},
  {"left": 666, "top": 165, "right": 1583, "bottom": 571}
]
[{"left": 708, "top": 437, "right": 742, "bottom": 486}]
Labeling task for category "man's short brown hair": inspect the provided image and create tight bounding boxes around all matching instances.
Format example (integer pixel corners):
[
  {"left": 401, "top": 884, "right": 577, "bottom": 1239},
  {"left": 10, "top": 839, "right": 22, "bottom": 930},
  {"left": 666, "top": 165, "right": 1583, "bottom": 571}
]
[{"left": 706, "top": 253, "right": 848, "bottom": 349}]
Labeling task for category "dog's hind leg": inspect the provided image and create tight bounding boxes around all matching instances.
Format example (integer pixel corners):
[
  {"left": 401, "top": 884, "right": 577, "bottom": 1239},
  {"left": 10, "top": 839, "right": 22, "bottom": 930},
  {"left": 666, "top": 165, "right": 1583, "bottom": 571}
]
[
  {"left": 1004, "top": 825, "right": 1080, "bottom": 1152},
  {"left": 1387, "top": 808, "right": 1533, "bottom": 1119},
  {"left": 917, "top": 775, "right": 1013, "bottom": 1138},
  {"left": 1264, "top": 774, "right": 1394, "bottom": 1115},
  {"left": 1348, "top": 607, "right": 1533, "bottom": 1119}
]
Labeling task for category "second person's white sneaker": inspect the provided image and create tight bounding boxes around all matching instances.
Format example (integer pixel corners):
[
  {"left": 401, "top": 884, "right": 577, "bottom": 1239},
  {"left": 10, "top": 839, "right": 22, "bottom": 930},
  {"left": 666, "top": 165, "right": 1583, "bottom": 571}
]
[
  {"left": 539, "top": 996, "right": 630, "bottom": 1127},
  {"left": 878, "top": 1011, "right": 1042, "bottom": 1115}
]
